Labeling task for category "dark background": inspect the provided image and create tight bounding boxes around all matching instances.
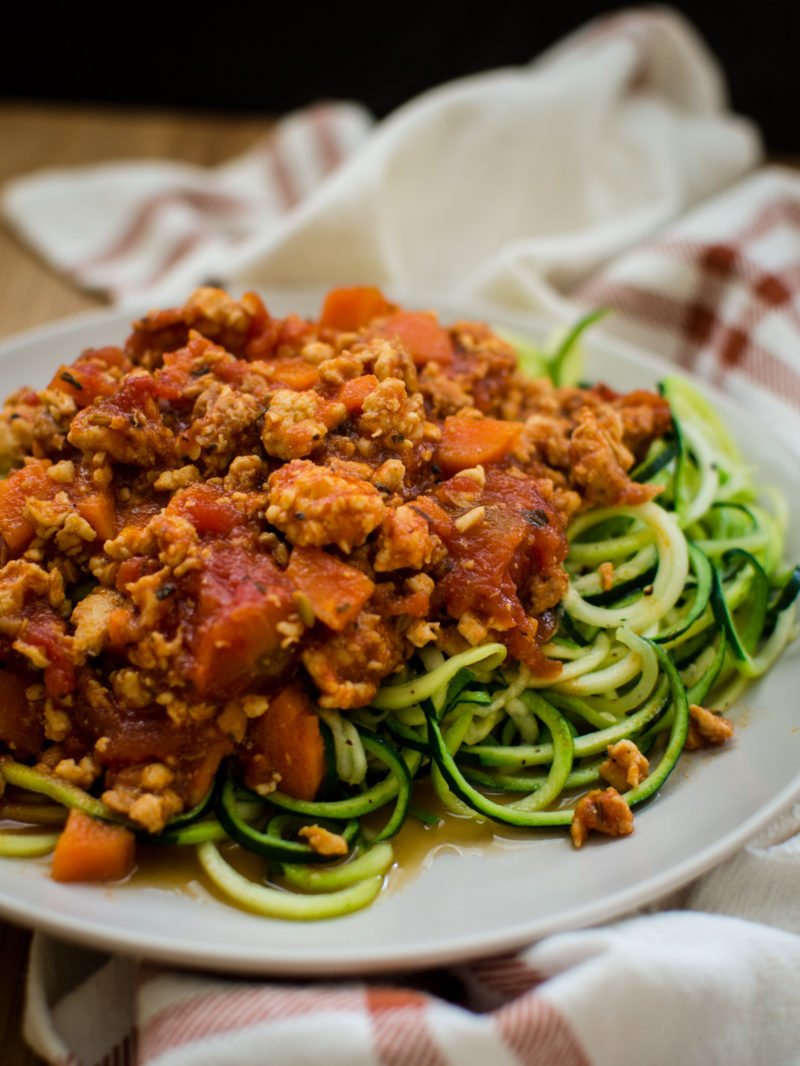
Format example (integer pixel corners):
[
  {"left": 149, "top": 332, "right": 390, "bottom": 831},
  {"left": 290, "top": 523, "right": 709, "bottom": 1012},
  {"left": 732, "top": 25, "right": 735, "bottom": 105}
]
[{"left": 3, "top": 2, "right": 798, "bottom": 151}]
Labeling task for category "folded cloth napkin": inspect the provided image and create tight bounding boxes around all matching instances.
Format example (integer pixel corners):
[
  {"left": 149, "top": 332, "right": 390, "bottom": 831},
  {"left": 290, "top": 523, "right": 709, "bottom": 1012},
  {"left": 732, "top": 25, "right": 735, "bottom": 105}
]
[{"left": 5, "top": 7, "right": 800, "bottom": 1065}]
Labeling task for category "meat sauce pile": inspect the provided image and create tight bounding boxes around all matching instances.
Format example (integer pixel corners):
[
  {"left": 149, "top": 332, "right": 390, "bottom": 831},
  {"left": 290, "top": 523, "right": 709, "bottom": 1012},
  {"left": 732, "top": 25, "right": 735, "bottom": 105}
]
[{"left": 0, "top": 287, "right": 670, "bottom": 833}]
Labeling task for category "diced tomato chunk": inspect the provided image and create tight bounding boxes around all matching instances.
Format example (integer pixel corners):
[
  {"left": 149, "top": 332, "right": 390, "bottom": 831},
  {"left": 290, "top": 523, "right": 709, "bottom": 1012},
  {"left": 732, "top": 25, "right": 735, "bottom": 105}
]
[
  {"left": 278, "top": 314, "right": 315, "bottom": 349},
  {"left": 427, "top": 468, "right": 568, "bottom": 666},
  {"left": 191, "top": 542, "right": 298, "bottom": 696},
  {"left": 437, "top": 416, "right": 522, "bottom": 474},
  {"left": 244, "top": 313, "right": 281, "bottom": 361},
  {"left": 48, "top": 364, "right": 89, "bottom": 402},
  {"left": 245, "top": 309, "right": 314, "bottom": 361},
  {"left": 374, "top": 311, "right": 453, "bottom": 365},
  {"left": 319, "top": 287, "right": 393, "bottom": 331},
  {"left": 48, "top": 348, "right": 127, "bottom": 407},
  {"left": 169, "top": 483, "right": 245, "bottom": 536},
  {"left": 0, "top": 460, "right": 116, "bottom": 552},
  {"left": 243, "top": 291, "right": 270, "bottom": 335},
  {"left": 88, "top": 345, "right": 128, "bottom": 370},
  {"left": 155, "top": 337, "right": 248, "bottom": 402},
  {"left": 286, "top": 545, "right": 374, "bottom": 631},
  {"left": 0, "top": 666, "right": 43, "bottom": 756},
  {"left": 154, "top": 346, "right": 202, "bottom": 402},
  {"left": 385, "top": 588, "right": 430, "bottom": 617},
  {"left": 23, "top": 604, "right": 76, "bottom": 697}
]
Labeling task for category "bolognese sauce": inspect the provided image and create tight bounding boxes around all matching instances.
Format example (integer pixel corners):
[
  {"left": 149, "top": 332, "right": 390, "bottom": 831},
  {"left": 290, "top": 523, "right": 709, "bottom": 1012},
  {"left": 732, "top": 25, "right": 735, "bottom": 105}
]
[{"left": 0, "top": 286, "right": 671, "bottom": 834}]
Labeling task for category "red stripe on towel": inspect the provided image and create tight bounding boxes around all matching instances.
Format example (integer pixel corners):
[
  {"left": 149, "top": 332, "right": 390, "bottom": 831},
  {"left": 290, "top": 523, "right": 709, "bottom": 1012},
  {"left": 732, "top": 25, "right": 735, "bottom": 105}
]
[{"left": 495, "top": 995, "right": 590, "bottom": 1066}]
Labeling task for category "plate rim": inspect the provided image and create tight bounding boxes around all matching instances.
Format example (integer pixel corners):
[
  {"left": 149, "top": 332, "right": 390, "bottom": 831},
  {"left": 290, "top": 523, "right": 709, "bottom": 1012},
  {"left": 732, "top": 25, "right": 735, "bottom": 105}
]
[{"left": 1, "top": 768, "right": 798, "bottom": 977}]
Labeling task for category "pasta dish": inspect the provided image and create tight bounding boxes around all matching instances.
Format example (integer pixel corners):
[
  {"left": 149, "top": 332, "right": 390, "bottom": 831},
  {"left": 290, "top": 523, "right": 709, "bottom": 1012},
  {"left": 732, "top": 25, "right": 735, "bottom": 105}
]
[{"left": 0, "top": 287, "right": 796, "bottom": 919}]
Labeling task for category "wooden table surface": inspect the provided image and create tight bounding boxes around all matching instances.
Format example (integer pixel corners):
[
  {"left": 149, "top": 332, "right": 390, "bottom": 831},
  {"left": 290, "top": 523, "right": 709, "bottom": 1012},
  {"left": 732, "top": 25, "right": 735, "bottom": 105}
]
[{"left": 0, "top": 100, "right": 275, "bottom": 1066}]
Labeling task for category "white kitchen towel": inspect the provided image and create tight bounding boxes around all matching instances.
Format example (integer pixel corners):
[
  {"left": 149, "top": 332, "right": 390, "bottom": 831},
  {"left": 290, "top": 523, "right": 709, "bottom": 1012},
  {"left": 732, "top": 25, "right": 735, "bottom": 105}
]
[
  {"left": 3, "top": 101, "right": 373, "bottom": 302},
  {"left": 4, "top": 7, "right": 758, "bottom": 316}
]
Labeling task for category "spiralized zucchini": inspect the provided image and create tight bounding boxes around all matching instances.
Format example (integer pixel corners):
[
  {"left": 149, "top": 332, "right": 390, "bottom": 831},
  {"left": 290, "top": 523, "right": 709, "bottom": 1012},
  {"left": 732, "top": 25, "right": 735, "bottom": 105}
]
[{"left": 2, "top": 330, "right": 798, "bottom": 922}]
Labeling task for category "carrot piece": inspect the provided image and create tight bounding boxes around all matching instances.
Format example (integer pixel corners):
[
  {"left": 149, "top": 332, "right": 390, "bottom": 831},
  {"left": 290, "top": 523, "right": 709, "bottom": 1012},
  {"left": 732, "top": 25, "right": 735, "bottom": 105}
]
[
  {"left": 250, "top": 685, "right": 326, "bottom": 800},
  {"left": 106, "top": 607, "right": 140, "bottom": 647},
  {"left": 319, "top": 287, "right": 393, "bottom": 331},
  {"left": 437, "top": 416, "right": 523, "bottom": 474},
  {"left": 375, "top": 310, "right": 454, "bottom": 365},
  {"left": 48, "top": 349, "right": 128, "bottom": 406},
  {"left": 51, "top": 809, "right": 136, "bottom": 883},
  {"left": 76, "top": 491, "right": 117, "bottom": 542},
  {"left": 286, "top": 545, "right": 374, "bottom": 631},
  {"left": 48, "top": 363, "right": 88, "bottom": 402},
  {"left": 0, "top": 461, "right": 57, "bottom": 554},
  {"left": 338, "top": 374, "right": 379, "bottom": 414},
  {"left": 265, "top": 358, "right": 320, "bottom": 391}
]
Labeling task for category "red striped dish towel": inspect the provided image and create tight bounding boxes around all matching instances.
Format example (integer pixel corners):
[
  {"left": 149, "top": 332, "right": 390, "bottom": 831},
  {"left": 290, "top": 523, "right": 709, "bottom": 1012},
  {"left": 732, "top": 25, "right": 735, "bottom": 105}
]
[
  {"left": 24, "top": 808, "right": 800, "bottom": 1065},
  {"left": 575, "top": 167, "right": 800, "bottom": 436},
  {"left": 3, "top": 102, "right": 372, "bottom": 303},
  {"left": 6, "top": 7, "right": 800, "bottom": 1065}
]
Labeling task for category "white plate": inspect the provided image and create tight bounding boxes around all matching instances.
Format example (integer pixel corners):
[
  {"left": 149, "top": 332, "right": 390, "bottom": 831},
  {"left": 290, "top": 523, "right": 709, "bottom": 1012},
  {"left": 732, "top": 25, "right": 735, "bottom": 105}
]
[{"left": 0, "top": 294, "right": 798, "bottom": 977}]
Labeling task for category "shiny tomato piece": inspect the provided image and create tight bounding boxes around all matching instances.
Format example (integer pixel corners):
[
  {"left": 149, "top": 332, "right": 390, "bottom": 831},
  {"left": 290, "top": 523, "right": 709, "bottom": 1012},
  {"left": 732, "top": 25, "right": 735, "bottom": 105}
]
[
  {"left": 23, "top": 604, "right": 76, "bottom": 697},
  {"left": 115, "top": 558, "right": 145, "bottom": 593},
  {"left": 190, "top": 542, "right": 298, "bottom": 696},
  {"left": 169, "top": 483, "right": 246, "bottom": 536},
  {"left": 48, "top": 348, "right": 128, "bottom": 407},
  {"left": 0, "top": 666, "right": 43, "bottom": 756}
]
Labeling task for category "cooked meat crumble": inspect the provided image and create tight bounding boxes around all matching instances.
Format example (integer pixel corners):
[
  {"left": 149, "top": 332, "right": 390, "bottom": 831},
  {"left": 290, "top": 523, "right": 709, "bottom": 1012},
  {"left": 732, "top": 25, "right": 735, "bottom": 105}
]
[
  {"left": 0, "top": 287, "right": 671, "bottom": 830},
  {"left": 570, "top": 787, "right": 635, "bottom": 848},
  {"left": 685, "top": 703, "right": 735, "bottom": 749}
]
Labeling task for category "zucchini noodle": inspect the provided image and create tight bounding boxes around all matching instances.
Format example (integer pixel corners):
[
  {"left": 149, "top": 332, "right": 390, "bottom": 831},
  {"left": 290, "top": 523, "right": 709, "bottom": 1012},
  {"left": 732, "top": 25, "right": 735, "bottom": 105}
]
[{"left": 2, "top": 322, "right": 798, "bottom": 924}]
